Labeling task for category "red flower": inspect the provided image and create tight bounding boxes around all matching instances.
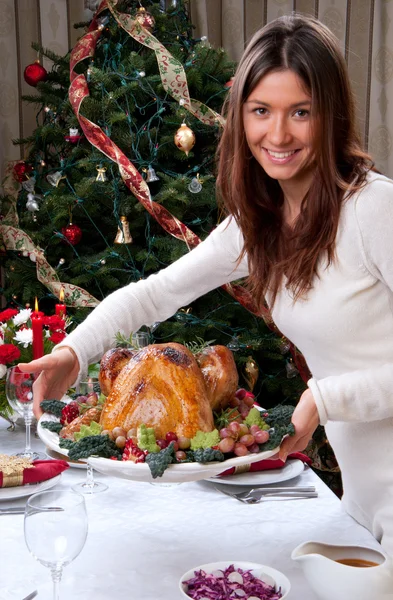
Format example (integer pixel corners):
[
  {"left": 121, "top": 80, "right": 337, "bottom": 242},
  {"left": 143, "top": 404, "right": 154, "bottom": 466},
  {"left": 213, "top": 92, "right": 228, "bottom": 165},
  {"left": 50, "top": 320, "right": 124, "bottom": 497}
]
[
  {"left": 0, "top": 344, "right": 21, "bottom": 365},
  {"left": 0, "top": 309, "right": 18, "bottom": 323},
  {"left": 43, "top": 316, "right": 66, "bottom": 331},
  {"left": 49, "top": 331, "right": 66, "bottom": 344}
]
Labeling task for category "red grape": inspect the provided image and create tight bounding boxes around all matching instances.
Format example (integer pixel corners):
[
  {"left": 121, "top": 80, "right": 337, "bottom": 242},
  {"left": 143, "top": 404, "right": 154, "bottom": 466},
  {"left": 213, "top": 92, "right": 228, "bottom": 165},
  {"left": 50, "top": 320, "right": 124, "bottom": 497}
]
[
  {"left": 254, "top": 430, "right": 270, "bottom": 444},
  {"left": 239, "top": 434, "right": 255, "bottom": 447},
  {"left": 165, "top": 431, "right": 178, "bottom": 442},
  {"left": 218, "top": 437, "right": 236, "bottom": 454},
  {"left": 234, "top": 442, "right": 249, "bottom": 456},
  {"left": 228, "top": 421, "right": 241, "bottom": 436},
  {"left": 219, "top": 427, "right": 232, "bottom": 439},
  {"left": 156, "top": 438, "right": 168, "bottom": 449}
]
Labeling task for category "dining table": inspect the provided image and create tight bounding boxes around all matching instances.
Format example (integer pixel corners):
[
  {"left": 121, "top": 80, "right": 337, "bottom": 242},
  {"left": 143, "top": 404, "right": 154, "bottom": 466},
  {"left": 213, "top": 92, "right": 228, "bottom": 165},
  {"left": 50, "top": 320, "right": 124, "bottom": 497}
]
[{"left": 0, "top": 417, "right": 383, "bottom": 600}]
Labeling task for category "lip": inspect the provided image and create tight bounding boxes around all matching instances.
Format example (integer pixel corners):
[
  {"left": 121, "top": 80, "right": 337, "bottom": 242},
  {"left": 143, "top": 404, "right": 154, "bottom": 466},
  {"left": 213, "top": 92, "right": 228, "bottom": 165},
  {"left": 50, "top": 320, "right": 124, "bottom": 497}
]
[{"left": 263, "top": 148, "right": 300, "bottom": 165}]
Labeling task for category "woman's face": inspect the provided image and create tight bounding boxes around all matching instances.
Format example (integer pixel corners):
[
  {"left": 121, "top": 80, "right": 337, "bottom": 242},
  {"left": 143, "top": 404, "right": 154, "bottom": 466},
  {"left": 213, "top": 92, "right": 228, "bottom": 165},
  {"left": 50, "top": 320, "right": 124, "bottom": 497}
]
[{"left": 242, "top": 69, "right": 315, "bottom": 190}]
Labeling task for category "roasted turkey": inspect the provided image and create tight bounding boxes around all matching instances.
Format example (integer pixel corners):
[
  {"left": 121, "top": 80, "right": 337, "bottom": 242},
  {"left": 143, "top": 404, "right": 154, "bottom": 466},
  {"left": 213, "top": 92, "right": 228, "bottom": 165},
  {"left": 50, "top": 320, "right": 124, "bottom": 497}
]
[{"left": 99, "top": 342, "right": 238, "bottom": 439}]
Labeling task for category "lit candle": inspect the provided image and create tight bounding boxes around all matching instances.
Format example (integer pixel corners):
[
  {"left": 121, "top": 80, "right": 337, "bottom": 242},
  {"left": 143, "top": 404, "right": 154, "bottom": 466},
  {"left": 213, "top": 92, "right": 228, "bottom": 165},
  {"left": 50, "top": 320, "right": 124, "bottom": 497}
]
[
  {"left": 55, "top": 287, "right": 66, "bottom": 318},
  {"left": 31, "top": 297, "right": 44, "bottom": 360}
]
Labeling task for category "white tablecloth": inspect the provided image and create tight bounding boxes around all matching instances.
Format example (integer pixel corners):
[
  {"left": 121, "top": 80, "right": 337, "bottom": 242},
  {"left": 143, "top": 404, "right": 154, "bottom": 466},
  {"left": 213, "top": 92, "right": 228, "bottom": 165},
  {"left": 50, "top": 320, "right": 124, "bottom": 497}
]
[{"left": 0, "top": 419, "right": 382, "bottom": 600}]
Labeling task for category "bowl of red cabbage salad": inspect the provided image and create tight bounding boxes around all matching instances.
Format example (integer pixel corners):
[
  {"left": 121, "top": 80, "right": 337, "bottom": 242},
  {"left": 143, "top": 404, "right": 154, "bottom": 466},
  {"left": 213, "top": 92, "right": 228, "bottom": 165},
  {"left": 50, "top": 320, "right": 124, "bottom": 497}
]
[{"left": 179, "top": 562, "right": 291, "bottom": 600}]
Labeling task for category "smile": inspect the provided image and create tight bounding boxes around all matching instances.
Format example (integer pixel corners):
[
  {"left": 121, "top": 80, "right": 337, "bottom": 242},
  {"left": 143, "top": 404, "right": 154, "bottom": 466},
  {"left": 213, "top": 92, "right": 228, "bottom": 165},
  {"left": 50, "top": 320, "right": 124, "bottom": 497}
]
[{"left": 266, "top": 149, "right": 298, "bottom": 158}]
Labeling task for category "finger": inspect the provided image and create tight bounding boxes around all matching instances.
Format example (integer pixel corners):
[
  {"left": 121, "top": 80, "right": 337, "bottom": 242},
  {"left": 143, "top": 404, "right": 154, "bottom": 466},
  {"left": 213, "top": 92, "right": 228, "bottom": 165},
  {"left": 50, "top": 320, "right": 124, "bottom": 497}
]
[
  {"left": 18, "top": 355, "right": 58, "bottom": 374},
  {"left": 280, "top": 433, "right": 310, "bottom": 461}
]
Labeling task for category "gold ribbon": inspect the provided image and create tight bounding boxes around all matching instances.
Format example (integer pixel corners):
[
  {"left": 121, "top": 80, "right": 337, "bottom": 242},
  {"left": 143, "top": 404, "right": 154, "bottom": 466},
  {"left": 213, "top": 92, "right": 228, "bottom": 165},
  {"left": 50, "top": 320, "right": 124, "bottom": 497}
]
[
  {"left": 0, "top": 454, "right": 34, "bottom": 488},
  {"left": 233, "top": 464, "right": 251, "bottom": 475}
]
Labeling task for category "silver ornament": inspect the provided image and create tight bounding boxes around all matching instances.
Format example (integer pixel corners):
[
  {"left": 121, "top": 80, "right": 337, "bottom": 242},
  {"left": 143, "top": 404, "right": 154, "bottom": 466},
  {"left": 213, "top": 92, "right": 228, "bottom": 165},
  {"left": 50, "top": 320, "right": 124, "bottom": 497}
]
[
  {"left": 22, "top": 177, "right": 36, "bottom": 192},
  {"left": 188, "top": 176, "right": 202, "bottom": 193}
]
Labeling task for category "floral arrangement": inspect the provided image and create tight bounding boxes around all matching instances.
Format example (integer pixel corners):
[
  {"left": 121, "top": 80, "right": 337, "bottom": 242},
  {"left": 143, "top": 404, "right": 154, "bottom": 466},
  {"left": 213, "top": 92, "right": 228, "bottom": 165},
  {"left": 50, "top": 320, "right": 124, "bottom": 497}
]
[{"left": 0, "top": 307, "right": 67, "bottom": 416}]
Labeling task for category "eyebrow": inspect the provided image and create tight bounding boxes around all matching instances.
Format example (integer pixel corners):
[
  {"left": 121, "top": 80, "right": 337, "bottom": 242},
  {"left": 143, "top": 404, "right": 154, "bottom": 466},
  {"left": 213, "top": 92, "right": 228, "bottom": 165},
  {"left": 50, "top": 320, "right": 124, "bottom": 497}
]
[{"left": 246, "top": 100, "right": 311, "bottom": 108}]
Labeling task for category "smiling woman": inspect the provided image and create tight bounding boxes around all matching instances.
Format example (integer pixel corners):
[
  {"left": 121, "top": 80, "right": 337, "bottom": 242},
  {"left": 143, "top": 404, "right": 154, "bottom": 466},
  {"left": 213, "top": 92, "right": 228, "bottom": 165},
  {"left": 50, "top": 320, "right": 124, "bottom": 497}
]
[{"left": 18, "top": 14, "right": 393, "bottom": 556}]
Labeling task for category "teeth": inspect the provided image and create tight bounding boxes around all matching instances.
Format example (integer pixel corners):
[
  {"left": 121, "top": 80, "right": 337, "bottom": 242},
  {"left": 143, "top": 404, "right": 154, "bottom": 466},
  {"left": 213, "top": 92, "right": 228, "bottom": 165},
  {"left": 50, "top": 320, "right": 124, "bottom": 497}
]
[{"left": 267, "top": 149, "right": 297, "bottom": 158}]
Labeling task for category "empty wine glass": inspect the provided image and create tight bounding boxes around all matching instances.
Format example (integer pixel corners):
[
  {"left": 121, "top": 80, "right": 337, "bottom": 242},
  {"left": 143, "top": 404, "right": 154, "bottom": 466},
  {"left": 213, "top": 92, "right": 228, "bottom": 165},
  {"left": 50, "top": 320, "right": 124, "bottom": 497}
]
[
  {"left": 6, "top": 366, "right": 46, "bottom": 460},
  {"left": 24, "top": 490, "right": 88, "bottom": 600},
  {"left": 72, "top": 377, "right": 108, "bottom": 494}
]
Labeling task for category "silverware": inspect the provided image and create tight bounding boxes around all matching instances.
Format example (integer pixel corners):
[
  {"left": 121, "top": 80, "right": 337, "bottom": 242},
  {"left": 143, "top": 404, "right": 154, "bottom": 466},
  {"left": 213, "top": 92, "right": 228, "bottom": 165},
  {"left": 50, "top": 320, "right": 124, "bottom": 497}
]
[
  {"left": 0, "top": 507, "right": 25, "bottom": 515},
  {"left": 22, "top": 591, "right": 38, "bottom": 600},
  {"left": 214, "top": 486, "right": 318, "bottom": 503},
  {"left": 0, "top": 506, "right": 64, "bottom": 515}
]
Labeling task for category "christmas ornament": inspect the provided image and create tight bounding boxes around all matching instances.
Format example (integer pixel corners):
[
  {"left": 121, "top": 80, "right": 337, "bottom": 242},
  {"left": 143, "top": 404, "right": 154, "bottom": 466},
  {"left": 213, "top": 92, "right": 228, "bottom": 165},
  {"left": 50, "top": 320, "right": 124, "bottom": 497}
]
[
  {"left": 188, "top": 174, "right": 202, "bottom": 193},
  {"left": 65, "top": 128, "right": 83, "bottom": 143},
  {"left": 227, "top": 336, "right": 240, "bottom": 351},
  {"left": 174, "top": 123, "right": 195, "bottom": 156},
  {"left": 286, "top": 359, "right": 299, "bottom": 379},
  {"left": 135, "top": 6, "right": 155, "bottom": 30},
  {"left": 145, "top": 165, "right": 159, "bottom": 183},
  {"left": 22, "top": 176, "right": 36, "bottom": 193},
  {"left": 13, "top": 162, "right": 32, "bottom": 183},
  {"left": 96, "top": 166, "right": 107, "bottom": 182},
  {"left": 114, "top": 216, "right": 133, "bottom": 244},
  {"left": 46, "top": 171, "right": 65, "bottom": 187},
  {"left": 62, "top": 222, "right": 82, "bottom": 245},
  {"left": 26, "top": 193, "right": 41, "bottom": 212},
  {"left": 279, "top": 337, "right": 291, "bottom": 355},
  {"left": 23, "top": 60, "right": 47, "bottom": 87},
  {"left": 225, "top": 77, "right": 234, "bottom": 88},
  {"left": 243, "top": 356, "right": 259, "bottom": 391}
]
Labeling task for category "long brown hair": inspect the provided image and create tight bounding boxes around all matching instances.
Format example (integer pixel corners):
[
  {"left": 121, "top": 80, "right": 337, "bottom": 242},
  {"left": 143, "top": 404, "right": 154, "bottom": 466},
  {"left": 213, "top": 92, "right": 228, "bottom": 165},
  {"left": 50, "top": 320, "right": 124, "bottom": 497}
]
[{"left": 217, "top": 14, "right": 374, "bottom": 308}]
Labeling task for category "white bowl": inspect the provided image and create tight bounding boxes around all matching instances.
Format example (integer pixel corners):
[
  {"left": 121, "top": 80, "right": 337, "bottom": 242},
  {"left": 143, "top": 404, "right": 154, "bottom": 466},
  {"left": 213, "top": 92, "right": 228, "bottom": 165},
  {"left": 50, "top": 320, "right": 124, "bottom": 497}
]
[{"left": 179, "top": 561, "right": 291, "bottom": 599}]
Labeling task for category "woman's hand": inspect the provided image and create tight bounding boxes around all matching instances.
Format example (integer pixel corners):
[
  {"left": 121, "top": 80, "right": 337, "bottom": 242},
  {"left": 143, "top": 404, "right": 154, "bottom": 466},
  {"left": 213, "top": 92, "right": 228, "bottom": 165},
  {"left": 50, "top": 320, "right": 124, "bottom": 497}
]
[
  {"left": 279, "top": 388, "right": 319, "bottom": 461},
  {"left": 18, "top": 347, "right": 80, "bottom": 419}
]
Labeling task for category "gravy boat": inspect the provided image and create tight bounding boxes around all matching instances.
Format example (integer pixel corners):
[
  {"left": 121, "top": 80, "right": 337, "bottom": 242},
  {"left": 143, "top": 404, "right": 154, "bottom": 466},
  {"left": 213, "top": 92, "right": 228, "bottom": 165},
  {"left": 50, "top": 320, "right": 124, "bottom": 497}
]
[{"left": 291, "top": 541, "right": 393, "bottom": 600}]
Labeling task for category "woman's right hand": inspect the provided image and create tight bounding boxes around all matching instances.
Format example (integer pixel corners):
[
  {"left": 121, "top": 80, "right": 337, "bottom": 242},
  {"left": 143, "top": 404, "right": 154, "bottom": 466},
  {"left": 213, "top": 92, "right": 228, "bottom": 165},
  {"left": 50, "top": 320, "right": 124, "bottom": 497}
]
[{"left": 18, "top": 347, "right": 80, "bottom": 419}]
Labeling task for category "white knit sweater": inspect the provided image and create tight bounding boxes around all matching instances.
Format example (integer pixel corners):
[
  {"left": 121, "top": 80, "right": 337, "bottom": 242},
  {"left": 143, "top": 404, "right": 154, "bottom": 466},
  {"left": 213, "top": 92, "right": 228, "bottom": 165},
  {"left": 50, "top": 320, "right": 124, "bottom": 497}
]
[{"left": 58, "top": 171, "right": 393, "bottom": 553}]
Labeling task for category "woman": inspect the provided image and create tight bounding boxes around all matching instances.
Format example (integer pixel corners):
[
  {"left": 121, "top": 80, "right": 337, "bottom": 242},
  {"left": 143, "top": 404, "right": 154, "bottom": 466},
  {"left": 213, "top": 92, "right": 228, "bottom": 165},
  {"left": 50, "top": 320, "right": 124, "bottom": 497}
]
[{"left": 20, "top": 15, "right": 393, "bottom": 553}]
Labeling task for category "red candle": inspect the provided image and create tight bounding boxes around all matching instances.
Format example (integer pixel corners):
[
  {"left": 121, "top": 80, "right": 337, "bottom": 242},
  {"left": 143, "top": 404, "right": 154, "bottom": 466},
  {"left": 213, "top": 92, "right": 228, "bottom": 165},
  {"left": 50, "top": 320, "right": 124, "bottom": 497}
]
[
  {"left": 55, "top": 287, "right": 66, "bottom": 318},
  {"left": 31, "top": 297, "right": 44, "bottom": 360}
]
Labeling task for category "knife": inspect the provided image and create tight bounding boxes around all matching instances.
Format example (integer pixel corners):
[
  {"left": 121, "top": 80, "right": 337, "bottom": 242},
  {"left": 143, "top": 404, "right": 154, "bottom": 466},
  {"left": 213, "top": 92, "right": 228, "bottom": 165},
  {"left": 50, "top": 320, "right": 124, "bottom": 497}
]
[
  {"left": 22, "top": 591, "right": 38, "bottom": 600},
  {"left": 0, "top": 507, "right": 25, "bottom": 515}
]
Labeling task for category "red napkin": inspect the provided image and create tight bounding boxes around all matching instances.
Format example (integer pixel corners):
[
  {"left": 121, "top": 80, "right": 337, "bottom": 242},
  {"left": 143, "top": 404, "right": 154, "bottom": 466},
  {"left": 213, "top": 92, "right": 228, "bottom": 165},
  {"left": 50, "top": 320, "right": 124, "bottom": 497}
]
[
  {"left": 0, "top": 458, "right": 69, "bottom": 488},
  {"left": 217, "top": 452, "right": 312, "bottom": 477}
]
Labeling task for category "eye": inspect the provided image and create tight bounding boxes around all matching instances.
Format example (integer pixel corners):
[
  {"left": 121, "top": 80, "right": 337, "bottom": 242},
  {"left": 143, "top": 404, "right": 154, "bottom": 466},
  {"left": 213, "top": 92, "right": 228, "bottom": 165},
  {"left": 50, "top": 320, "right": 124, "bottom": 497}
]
[
  {"left": 253, "top": 107, "right": 268, "bottom": 116},
  {"left": 294, "top": 109, "right": 309, "bottom": 118}
]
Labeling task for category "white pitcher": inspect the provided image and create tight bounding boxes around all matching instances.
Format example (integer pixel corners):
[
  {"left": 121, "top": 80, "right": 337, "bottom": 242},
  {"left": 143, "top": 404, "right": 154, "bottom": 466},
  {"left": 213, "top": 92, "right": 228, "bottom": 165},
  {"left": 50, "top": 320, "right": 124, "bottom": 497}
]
[{"left": 291, "top": 541, "right": 393, "bottom": 600}]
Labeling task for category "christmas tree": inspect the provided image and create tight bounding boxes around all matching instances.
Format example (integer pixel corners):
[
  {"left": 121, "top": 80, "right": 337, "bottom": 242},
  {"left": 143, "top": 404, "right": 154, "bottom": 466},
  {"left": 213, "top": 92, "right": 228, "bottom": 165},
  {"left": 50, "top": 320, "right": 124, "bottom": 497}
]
[{"left": 0, "top": 0, "right": 307, "bottom": 408}]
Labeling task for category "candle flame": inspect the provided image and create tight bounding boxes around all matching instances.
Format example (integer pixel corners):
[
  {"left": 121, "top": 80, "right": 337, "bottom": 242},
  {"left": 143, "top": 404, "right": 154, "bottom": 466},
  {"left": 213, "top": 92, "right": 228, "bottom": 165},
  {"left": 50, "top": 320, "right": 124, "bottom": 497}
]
[
  {"left": 34, "top": 297, "right": 38, "bottom": 313},
  {"left": 59, "top": 287, "right": 64, "bottom": 302}
]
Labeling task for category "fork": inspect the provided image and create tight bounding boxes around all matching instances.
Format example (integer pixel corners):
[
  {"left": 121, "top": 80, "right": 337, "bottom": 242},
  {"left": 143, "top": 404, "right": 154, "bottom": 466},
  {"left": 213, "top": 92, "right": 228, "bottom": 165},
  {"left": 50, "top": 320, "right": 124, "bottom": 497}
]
[{"left": 214, "top": 486, "right": 318, "bottom": 503}]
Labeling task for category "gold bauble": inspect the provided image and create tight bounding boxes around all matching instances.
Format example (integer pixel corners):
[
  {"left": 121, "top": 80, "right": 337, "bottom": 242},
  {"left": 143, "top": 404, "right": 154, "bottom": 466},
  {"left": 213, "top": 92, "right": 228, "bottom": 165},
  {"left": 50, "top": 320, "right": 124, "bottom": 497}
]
[
  {"left": 243, "top": 356, "right": 259, "bottom": 391},
  {"left": 174, "top": 123, "right": 195, "bottom": 156}
]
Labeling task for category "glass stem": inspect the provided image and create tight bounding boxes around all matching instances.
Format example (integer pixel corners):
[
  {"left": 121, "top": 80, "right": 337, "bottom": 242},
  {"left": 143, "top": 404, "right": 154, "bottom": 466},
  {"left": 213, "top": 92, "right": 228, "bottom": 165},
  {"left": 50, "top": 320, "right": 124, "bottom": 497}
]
[
  {"left": 23, "top": 406, "right": 33, "bottom": 455},
  {"left": 85, "top": 463, "right": 95, "bottom": 487},
  {"left": 51, "top": 566, "right": 62, "bottom": 600}
]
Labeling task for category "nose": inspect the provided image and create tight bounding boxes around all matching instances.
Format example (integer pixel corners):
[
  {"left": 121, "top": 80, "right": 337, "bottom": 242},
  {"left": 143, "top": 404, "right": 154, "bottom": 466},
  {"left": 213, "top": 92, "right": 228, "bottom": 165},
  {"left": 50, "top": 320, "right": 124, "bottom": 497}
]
[{"left": 267, "top": 115, "right": 291, "bottom": 146}]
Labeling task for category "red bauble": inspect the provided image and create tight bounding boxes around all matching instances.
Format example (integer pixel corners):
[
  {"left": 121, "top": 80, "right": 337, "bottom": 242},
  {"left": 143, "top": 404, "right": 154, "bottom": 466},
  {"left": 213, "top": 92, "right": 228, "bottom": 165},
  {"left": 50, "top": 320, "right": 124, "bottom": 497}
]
[
  {"left": 24, "top": 60, "right": 48, "bottom": 87},
  {"left": 62, "top": 223, "right": 82, "bottom": 245},
  {"left": 135, "top": 7, "right": 155, "bottom": 30},
  {"left": 13, "top": 161, "right": 33, "bottom": 183}
]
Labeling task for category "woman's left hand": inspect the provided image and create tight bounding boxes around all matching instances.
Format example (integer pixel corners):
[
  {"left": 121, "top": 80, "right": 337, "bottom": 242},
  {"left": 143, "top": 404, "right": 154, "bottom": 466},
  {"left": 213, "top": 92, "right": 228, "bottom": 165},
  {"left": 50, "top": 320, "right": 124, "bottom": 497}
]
[{"left": 279, "top": 388, "right": 319, "bottom": 461}]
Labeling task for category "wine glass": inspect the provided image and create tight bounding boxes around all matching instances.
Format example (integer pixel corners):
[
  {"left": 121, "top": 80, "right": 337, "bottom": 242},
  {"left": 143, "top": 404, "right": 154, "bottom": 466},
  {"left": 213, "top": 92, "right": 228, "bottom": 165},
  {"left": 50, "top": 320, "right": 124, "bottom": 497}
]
[
  {"left": 24, "top": 490, "right": 88, "bottom": 600},
  {"left": 6, "top": 366, "right": 46, "bottom": 460},
  {"left": 72, "top": 378, "right": 108, "bottom": 494}
]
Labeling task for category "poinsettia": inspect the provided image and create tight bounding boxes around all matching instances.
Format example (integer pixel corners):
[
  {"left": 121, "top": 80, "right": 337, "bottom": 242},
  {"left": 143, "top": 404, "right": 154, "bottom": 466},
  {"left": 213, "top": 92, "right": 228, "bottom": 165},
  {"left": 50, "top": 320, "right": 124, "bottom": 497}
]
[{"left": 0, "top": 306, "right": 70, "bottom": 417}]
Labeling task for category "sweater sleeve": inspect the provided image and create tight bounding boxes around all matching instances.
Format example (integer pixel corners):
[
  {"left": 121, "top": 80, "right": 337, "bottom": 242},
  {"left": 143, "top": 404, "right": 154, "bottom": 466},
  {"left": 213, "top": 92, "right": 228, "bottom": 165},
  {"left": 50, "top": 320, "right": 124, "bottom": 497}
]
[
  {"left": 308, "top": 176, "right": 393, "bottom": 425},
  {"left": 56, "top": 216, "right": 248, "bottom": 382}
]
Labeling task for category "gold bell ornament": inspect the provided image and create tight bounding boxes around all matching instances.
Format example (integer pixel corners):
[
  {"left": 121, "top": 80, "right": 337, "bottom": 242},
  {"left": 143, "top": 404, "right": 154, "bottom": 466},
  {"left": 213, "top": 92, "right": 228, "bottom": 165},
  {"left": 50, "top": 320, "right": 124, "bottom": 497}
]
[
  {"left": 243, "top": 356, "right": 259, "bottom": 391},
  {"left": 145, "top": 165, "right": 160, "bottom": 183},
  {"left": 114, "top": 216, "right": 133, "bottom": 244},
  {"left": 96, "top": 166, "right": 107, "bottom": 182},
  {"left": 174, "top": 122, "right": 195, "bottom": 156}
]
